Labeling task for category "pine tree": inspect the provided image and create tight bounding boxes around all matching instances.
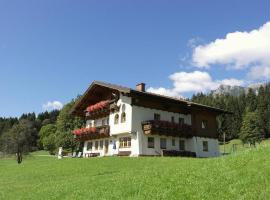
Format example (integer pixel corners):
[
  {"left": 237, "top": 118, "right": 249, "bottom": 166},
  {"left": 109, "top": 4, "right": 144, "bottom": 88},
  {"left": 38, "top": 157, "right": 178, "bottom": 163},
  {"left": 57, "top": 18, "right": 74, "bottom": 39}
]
[{"left": 240, "top": 111, "right": 263, "bottom": 146}]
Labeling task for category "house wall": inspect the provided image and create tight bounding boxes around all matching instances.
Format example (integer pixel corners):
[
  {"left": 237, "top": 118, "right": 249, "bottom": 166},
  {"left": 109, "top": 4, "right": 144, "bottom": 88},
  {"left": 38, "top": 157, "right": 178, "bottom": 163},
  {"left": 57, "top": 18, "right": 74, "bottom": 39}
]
[
  {"left": 193, "top": 137, "right": 220, "bottom": 157},
  {"left": 191, "top": 111, "right": 218, "bottom": 138},
  {"left": 82, "top": 95, "right": 220, "bottom": 158},
  {"left": 110, "top": 94, "right": 133, "bottom": 135},
  {"left": 131, "top": 105, "right": 191, "bottom": 156}
]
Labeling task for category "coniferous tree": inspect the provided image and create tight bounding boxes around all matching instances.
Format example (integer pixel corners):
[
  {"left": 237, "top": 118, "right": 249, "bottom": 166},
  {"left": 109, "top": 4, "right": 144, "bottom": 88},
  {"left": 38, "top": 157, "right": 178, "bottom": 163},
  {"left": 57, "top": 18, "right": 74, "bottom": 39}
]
[{"left": 239, "top": 111, "right": 263, "bottom": 146}]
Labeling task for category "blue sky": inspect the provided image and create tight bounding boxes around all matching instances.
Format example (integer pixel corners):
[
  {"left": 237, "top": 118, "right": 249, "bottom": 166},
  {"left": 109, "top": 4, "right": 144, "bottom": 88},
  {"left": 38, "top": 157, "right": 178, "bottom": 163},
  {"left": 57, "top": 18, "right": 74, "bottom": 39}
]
[{"left": 1, "top": 0, "right": 270, "bottom": 117}]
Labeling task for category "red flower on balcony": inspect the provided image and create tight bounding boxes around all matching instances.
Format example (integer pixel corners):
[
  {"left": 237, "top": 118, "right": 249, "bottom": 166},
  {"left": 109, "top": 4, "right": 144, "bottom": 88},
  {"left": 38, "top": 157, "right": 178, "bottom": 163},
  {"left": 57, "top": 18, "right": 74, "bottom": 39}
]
[
  {"left": 86, "top": 100, "right": 110, "bottom": 113},
  {"left": 72, "top": 127, "right": 97, "bottom": 135}
]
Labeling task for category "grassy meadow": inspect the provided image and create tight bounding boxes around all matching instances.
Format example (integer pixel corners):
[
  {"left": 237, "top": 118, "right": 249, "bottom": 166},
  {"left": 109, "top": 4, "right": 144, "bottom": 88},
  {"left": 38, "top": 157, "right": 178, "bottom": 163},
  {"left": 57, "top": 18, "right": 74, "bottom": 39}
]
[{"left": 1, "top": 142, "right": 270, "bottom": 200}]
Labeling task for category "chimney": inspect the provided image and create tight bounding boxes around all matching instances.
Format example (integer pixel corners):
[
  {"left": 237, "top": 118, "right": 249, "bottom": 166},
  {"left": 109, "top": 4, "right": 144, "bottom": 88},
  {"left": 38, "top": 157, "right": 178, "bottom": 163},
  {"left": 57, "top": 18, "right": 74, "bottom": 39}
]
[{"left": 136, "top": 83, "right": 146, "bottom": 92}]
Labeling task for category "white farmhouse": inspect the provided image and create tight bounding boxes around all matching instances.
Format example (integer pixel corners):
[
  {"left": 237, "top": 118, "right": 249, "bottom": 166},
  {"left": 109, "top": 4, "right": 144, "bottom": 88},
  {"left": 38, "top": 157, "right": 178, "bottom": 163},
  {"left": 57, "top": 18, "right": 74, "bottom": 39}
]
[{"left": 71, "top": 81, "right": 229, "bottom": 158}]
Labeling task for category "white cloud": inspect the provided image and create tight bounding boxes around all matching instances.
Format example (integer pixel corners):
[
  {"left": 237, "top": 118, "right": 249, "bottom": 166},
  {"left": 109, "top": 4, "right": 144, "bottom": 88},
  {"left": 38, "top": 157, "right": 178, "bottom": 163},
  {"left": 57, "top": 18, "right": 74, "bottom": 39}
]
[
  {"left": 147, "top": 87, "right": 183, "bottom": 98},
  {"left": 192, "top": 21, "right": 270, "bottom": 80},
  {"left": 147, "top": 71, "right": 244, "bottom": 97},
  {"left": 42, "top": 101, "right": 63, "bottom": 111}
]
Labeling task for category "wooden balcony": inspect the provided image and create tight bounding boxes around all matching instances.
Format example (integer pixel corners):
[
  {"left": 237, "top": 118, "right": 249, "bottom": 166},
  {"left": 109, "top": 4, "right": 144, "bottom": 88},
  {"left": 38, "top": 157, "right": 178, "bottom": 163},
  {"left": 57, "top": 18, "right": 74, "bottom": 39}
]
[
  {"left": 85, "top": 108, "right": 110, "bottom": 119},
  {"left": 141, "top": 120, "right": 192, "bottom": 138},
  {"left": 73, "top": 125, "right": 110, "bottom": 141},
  {"left": 85, "top": 101, "right": 120, "bottom": 119}
]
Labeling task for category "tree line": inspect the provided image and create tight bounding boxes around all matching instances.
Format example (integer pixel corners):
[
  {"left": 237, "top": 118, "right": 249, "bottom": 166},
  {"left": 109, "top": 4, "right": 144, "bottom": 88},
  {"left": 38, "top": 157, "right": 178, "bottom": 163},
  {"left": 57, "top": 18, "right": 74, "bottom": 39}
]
[
  {"left": 0, "top": 98, "right": 83, "bottom": 163},
  {"left": 191, "top": 83, "right": 270, "bottom": 145}
]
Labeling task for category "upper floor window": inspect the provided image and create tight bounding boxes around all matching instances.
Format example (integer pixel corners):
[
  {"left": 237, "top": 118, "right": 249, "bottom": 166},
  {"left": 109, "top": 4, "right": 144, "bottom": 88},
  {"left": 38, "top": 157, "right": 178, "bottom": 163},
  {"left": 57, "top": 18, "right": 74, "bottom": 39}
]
[
  {"left": 202, "top": 120, "right": 208, "bottom": 129},
  {"left": 107, "top": 118, "right": 109, "bottom": 125},
  {"left": 171, "top": 116, "right": 175, "bottom": 123},
  {"left": 102, "top": 119, "right": 106, "bottom": 126},
  {"left": 179, "top": 140, "right": 185, "bottom": 151},
  {"left": 122, "top": 104, "right": 126, "bottom": 112},
  {"left": 119, "top": 137, "right": 131, "bottom": 148},
  {"left": 154, "top": 113, "right": 160, "bottom": 121},
  {"left": 203, "top": 141, "right": 208, "bottom": 152},
  {"left": 121, "top": 112, "right": 126, "bottom": 123},
  {"left": 114, "top": 114, "right": 119, "bottom": 124},
  {"left": 179, "top": 118, "right": 184, "bottom": 125},
  {"left": 160, "top": 138, "right": 167, "bottom": 149},
  {"left": 148, "top": 137, "right": 155, "bottom": 148}
]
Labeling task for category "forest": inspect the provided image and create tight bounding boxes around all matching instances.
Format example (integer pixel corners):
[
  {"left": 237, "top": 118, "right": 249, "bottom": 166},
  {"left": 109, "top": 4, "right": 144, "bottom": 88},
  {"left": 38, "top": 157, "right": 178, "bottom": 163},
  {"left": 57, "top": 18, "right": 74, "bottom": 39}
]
[{"left": 191, "top": 82, "right": 270, "bottom": 143}]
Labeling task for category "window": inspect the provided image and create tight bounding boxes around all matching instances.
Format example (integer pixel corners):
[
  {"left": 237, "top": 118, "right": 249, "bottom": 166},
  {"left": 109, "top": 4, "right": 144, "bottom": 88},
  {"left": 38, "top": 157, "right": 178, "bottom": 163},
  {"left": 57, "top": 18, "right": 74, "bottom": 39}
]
[
  {"left": 94, "top": 120, "right": 97, "bottom": 127},
  {"left": 87, "top": 142, "right": 92, "bottom": 151},
  {"left": 179, "top": 118, "right": 184, "bottom": 125},
  {"left": 148, "top": 137, "right": 155, "bottom": 148},
  {"left": 171, "top": 116, "right": 175, "bottom": 123},
  {"left": 119, "top": 137, "right": 131, "bottom": 148},
  {"left": 202, "top": 120, "right": 208, "bottom": 129},
  {"left": 172, "top": 139, "right": 175, "bottom": 146},
  {"left": 179, "top": 140, "right": 185, "bottom": 151},
  {"left": 95, "top": 141, "right": 99, "bottom": 150},
  {"left": 121, "top": 112, "right": 126, "bottom": 123},
  {"left": 107, "top": 118, "right": 109, "bottom": 125},
  {"left": 122, "top": 104, "right": 126, "bottom": 112},
  {"left": 102, "top": 119, "right": 105, "bottom": 126},
  {"left": 203, "top": 141, "right": 208, "bottom": 152},
  {"left": 160, "top": 138, "right": 167, "bottom": 149},
  {"left": 154, "top": 113, "right": 160, "bottom": 121},
  {"left": 114, "top": 114, "right": 119, "bottom": 124},
  {"left": 99, "top": 140, "right": 103, "bottom": 149}
]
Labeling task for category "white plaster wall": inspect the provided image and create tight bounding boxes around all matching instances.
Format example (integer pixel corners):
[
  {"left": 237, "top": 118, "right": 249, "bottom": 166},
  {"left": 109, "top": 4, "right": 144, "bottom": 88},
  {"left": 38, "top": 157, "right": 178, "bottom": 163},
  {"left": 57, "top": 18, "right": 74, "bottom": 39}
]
[
  {"left": 193, "top": 137, "right": 220, "bottom": 157},
  {"left": 83, "top": 133, "right": 136, "bottom": 157},
  {"left": 109, "top": 94, "right": 133, "bottom": 135},
  {"left": 131, "top": 105, "right": 191, "bottom": 155},
  {"left": 140, "top": 134, "right": 191, "bottom": 155}
]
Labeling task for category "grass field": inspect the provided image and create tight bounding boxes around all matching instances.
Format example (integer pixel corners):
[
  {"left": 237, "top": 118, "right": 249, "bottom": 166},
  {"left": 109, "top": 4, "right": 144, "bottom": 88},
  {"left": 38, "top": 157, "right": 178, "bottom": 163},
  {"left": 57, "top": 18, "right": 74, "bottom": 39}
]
[{"left": 1, "top": 142, "right": 270, "bottom": 200}]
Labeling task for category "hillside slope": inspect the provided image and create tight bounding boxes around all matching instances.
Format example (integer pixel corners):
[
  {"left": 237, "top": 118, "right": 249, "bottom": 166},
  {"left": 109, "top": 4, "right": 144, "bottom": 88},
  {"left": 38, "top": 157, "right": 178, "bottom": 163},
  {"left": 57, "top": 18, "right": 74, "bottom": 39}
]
[{"left": 0, "top": 145, "right": 270, "bottom": 200}]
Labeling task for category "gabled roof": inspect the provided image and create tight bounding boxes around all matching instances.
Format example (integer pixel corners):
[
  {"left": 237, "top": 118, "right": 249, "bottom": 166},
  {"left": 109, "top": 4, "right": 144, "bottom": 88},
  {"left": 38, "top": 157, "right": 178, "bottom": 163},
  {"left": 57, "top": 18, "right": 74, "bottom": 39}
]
[{"left": 70, "top": 81, "right": 232, "bottom": 116}]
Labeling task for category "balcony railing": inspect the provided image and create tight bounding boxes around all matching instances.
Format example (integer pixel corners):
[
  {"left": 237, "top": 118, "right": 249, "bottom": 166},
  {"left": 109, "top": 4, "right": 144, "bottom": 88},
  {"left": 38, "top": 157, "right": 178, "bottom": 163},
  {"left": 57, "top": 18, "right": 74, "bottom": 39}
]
[
  {"left": 141, "top": 120, "right": 192, "bottom": 138},
  {"left": 72, "top": 125, "right": 110, "bottom": 141},
  {"left": 84, "top": 100, "right": 120, "bottom": 119}
]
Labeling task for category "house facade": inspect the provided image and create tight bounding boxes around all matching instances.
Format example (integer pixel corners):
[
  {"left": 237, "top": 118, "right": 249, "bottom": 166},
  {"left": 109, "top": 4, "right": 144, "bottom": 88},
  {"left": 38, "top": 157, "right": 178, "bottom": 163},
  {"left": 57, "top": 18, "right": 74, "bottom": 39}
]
[{"left": 71, "top": 81, "right": 229, "bottom": 158}]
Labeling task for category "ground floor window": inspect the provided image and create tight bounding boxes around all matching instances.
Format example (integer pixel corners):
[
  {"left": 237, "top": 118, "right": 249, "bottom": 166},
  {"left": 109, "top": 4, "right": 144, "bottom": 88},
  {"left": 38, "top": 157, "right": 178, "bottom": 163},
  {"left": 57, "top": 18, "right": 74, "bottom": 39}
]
[
  {"left": 172, "top": 139, "right": 175, "bottom": 146},
  {"left": 179, "top": 140, "right": 185, "bottom": 151},
  {"left": 87, "top": 142, "right": 92, "bottom": 151},
  {"left": 99, "top": 140, "right": 103, "bottom": 149},
  {"left": 119, "top": 137, "right": 131, "bottom": 148},
  {"left": 203, "top": 141, "right": 208, "bottom": 152},
  {"left": 95, "top": 141, "right": 99, "bottom": 150},
  {"left": 160, "top": 138, "right": 167, "bottom": 149},
  {"left": 148, "top": 137, "right": 155, "bottom": 148}
]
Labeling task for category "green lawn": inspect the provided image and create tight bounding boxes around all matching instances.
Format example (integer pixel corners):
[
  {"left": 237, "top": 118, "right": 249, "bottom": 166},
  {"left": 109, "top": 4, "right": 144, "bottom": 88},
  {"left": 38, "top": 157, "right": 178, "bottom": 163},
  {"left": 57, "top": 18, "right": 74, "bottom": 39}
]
[{"left": 1, "top": 144, "right": 270, "bottom": 200}]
